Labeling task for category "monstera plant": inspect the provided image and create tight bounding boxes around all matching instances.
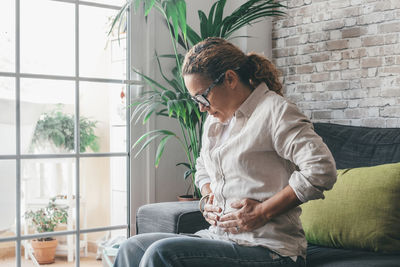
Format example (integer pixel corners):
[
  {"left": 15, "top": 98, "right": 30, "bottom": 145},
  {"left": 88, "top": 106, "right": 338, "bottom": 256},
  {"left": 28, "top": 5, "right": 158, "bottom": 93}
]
[{"left": 111, "top": 0, "right": 285, "bottom": 198}]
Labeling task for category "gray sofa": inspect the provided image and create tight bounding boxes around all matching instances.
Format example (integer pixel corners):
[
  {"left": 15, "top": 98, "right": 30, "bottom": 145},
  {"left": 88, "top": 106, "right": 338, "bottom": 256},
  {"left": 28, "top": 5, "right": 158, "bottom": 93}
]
[{"left": 136, "top": 123, "right": 400, "bottom": 266}]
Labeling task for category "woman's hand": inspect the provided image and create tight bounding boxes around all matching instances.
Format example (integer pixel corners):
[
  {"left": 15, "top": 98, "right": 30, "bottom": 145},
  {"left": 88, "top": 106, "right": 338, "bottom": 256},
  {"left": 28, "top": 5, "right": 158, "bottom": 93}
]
[
  {"left": 217, "top": 198, "right": 269, "bottom": 234},
  {"left": 217, "top": 185, "right": 302, "bottom": 234},
  {"left": 203, "top": 194, "right": 222, "bottom": 226}
]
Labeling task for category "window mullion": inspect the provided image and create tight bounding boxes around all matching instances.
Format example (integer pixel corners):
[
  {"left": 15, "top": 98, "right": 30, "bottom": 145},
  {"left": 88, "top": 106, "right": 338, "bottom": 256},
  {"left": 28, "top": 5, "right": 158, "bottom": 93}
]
[
  {"left": 15, "top": 0, "right": 21, "bottom": 266},
  {"left": 75, "top": 1, "right": 81, "bottom": 266},
  {"left": 126, "top": 3, "right": 132, "bottom": 237}
]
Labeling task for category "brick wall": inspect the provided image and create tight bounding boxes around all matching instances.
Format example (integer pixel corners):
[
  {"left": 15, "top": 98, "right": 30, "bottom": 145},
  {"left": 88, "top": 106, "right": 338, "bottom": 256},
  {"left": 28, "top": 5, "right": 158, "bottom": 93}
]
[{"left": 272, "top": 0, "right": 400, "bottom": 127}]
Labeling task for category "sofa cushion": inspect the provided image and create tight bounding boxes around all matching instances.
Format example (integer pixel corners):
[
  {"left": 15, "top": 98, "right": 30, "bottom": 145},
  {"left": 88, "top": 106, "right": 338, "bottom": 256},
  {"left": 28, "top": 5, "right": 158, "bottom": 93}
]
[
  {"left": 306, "top": 244, "right": 400, "bottom": 267},
  {"left": 313, "top": 123, "right": 400, "bottom": 169},
  {"left": 300, "top": 162, "right": 400, "bottom": 253}
]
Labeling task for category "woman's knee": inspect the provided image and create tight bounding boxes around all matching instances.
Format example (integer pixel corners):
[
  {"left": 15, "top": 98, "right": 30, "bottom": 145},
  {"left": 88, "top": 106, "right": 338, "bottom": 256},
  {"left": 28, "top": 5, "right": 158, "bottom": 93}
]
[
  {"left": 118, "top": 235, "right": 141, "bottom": 254},
  {"left": 115, "top": 233, "right": 181, "bottom": 267},
  {"left": 120, "top": 233, "right": 172, "bottom": 254},
  {"left": 140, "top": 237, "right": 189, "bottom": 267}
]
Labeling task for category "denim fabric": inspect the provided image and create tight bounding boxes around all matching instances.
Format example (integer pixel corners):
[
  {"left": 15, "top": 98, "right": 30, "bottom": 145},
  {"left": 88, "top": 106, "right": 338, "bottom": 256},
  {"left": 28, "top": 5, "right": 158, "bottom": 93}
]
[{"left": 114, "top": 233, "right": 305, "bottom": 267}]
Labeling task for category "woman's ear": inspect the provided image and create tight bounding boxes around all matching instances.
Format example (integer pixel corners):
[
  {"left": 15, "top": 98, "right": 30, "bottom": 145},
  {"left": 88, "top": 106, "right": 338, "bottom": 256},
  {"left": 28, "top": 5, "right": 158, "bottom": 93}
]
[{"left": 224, "top": 69, "right": 239, "bottom": 90}]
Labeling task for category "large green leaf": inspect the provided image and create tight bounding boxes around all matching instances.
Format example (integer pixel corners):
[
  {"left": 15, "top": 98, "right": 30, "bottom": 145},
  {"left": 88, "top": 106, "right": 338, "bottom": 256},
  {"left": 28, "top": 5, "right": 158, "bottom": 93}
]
[
  {"left": 176, "top": 0, "right": 187, "bottom": 41},
  {"left": 211, "top": 0, "right": 226, "bottom": 36},
  {"left": 136, "top": 102, "right": 160, "bottom": 124},
  {"left": 155, "top": 135, "right": 173, "bottom": 167},
  {"left": 220, "top": 0, "right": 286, "bottom": 38},
  {"left": 108, "top": 1, "right": 130, "bottom": 35},
  {"left": 186, "top": 25, "right": 201, "bottom": 47},
  {"left": 165, "top": 2, "right": 179, "bottom": 41},
  {"left": 132, "top": 129, "right": 176, "bottom": 149},
  {"left": 176, "top": 162, "right": 191, "bottom": 169},
  {"left": 207, "top": 2, "right": 217, "bottom": 34},
  {"left": 132, "top": 68, "right": 168, "bottom": 92},
  {"left": 134, "top": 133, "right": 163, "bottom": 157},
  {"left": 198, "top": 10, "right": 208, "bottom": 38}
]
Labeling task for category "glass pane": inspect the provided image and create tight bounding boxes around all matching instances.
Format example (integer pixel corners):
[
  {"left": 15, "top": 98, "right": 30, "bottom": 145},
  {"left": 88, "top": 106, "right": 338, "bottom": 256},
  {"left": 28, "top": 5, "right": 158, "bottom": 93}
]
[
  {"left": 80, "top": 5, "right": 126, "bottom": 79},
  {"left": 82, "top": 0, "right": 126, "bottom": 6},
  {"left": 0, "top": 0, "right": 15, "bottom": 72},
  {"left": 80, "top": 157, "right": 127, "bottom": 229},
  {"left": 21, "top": 159, "right": 76, "bottom": 236},
  {"left": 20, "top": 79, "right": 75, "bottom": 154},
  {"left": 80, "top": 82, "right": 127, "bottom": 153},
  {"left": 0, "top": 161, "right": 16, "bottom": 238},
  {"left": 0, "top": 241, "right": 16, "bottom": 267},
  {"left": 0, "top": 78, "right": 15, "bottom": 155},
  {"left": 21, "top": 235, "right": 76, "bottom": 266},
  {"left": 21, "top": 0, "right": 75, "bottom": 76},
  {"left": 83, "top": 229, "right": 127, "bottom": 267}
]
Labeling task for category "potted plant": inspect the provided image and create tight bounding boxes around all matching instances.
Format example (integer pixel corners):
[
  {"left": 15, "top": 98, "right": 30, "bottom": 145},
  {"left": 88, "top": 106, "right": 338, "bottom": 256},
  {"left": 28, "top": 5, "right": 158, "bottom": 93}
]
[
  {"left": 30, "top": 104, "right": 100, "bottom": 153},
  {"left": 24, "top": 197, "right": 68, "bottom": 264},
  {"left": 111, "top": 0, "right": 285, "bottom": 199}
]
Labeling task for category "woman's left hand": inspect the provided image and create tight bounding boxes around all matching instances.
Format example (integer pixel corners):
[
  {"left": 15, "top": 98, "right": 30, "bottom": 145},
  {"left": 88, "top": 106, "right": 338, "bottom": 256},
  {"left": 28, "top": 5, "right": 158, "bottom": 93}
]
[{"left": 217, "top": 198, "right": 269, "bottom": 234}]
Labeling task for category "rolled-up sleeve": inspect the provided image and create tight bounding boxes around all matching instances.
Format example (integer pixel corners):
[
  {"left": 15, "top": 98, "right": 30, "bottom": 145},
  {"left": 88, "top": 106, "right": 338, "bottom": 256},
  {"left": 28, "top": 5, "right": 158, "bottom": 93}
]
[{"left": 272, "top": 101, "right": 337, "bottom": 203}]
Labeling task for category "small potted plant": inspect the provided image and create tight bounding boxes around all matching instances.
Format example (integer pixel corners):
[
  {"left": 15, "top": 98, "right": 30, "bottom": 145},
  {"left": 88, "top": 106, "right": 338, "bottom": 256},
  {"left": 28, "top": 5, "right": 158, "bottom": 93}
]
[{"left": 24, "top": 197, "right": 68, "bottom": 264}]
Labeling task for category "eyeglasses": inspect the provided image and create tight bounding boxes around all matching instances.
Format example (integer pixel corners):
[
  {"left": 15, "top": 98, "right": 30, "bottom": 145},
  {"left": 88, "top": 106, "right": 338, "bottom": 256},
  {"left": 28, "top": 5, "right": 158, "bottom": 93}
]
[{"left": 191, "top": 71, "right": 226, "bottom": 107}]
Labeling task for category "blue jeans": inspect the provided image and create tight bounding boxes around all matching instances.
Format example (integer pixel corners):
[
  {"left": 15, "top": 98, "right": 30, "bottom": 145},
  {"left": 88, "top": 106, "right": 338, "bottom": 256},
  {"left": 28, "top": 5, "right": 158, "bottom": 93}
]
[{"left": 113, "top": 233, "right": 305, "bottom": 267}]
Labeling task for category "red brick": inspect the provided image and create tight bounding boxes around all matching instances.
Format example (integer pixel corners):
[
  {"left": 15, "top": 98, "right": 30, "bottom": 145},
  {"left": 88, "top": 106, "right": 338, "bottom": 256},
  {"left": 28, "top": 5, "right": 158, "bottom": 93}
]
[
  {"left": 381, "top": 66, "right": 400, "bottom": 75},
  {"left": 311, "top": 72, "right": 330, "bottom": 82},
  {"left": 311, "top": 53, "right": 330, "bottom": 62},
  {"left": 327, "top": 40, "right": 349, "bottom": 50},
  {"left": 297, "top": 65, "right": 315, "bottom": 74},
  {"left": 361, "top": 58, "right": 382, "bottom": 68},
  {"left": 323, "top": 61, "right": 349, "bottom": 71},
  {"left": 323, "top": 20, "right": 345, "bottom": 30},
  {"left": 379, "top": 22, "right": 400, "bottom": 33},
  {"left": 362, "top": 36, "right": 384, "bottom": 47},
  {"left": 342, "top": 27, "right": 366, "bottom": 38}
]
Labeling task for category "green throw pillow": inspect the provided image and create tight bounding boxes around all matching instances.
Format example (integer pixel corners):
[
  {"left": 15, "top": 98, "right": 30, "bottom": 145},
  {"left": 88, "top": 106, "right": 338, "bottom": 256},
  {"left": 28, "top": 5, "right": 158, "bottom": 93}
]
[{"left": 300, "top": 162, "right": 400, "bottom": 253}]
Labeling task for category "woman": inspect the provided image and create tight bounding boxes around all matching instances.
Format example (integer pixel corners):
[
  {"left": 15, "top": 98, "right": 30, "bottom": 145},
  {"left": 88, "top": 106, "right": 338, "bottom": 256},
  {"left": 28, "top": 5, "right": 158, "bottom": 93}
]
[{"left": 114, "top": 37, "right": 337, "bottom": 267}]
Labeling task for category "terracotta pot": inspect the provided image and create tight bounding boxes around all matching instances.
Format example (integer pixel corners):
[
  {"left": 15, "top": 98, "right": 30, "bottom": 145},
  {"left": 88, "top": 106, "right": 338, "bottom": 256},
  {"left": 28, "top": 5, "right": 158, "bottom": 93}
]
[
  {"left": 31, "top": 238, "right": 58, "bottom": 264},
  {"left": 177, "top": 195, "right": 199, "bottom": 201}
]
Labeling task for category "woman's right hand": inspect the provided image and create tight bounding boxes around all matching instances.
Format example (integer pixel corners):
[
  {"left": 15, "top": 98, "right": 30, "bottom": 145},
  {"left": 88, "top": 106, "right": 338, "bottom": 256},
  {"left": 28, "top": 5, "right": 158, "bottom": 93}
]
[{"left": 203, "top": 194, "right": 222, "bottom": 226}]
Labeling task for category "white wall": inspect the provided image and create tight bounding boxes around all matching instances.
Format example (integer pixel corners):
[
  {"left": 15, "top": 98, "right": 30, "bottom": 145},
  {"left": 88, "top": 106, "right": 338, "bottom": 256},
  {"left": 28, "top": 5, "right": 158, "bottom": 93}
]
[{"left": 129, "top": 0, "right": 273, "bottom": 233}]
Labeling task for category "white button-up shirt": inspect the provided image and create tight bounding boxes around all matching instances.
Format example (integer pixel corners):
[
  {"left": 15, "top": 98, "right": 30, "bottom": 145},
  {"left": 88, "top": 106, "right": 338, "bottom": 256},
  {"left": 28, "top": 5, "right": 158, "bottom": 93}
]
[{"left": 195, "top": 83, "right": 337, "bottom": 259}]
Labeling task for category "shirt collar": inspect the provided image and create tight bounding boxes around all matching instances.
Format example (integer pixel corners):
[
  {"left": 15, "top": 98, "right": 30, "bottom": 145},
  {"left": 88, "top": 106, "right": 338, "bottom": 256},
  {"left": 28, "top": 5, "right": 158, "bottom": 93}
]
[
  {"left": 235, "top": 83, "right": 270, "bottom": 118},
  {"left": 207, "top": 82, "right": 270, "bottom": 126}
]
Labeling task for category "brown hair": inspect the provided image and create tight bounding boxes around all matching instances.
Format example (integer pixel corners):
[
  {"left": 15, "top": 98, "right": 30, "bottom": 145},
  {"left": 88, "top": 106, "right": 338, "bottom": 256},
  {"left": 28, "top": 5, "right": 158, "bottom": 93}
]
[{"left": 182, "top": 37, "right": 283, "bottom": 96}]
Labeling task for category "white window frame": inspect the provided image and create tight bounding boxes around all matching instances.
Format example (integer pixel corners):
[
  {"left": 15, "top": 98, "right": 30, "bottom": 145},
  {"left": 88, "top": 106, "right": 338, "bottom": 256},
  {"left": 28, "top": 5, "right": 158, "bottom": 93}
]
[{"left": 0, "top": 1, "right": 137, "bottom": 266}]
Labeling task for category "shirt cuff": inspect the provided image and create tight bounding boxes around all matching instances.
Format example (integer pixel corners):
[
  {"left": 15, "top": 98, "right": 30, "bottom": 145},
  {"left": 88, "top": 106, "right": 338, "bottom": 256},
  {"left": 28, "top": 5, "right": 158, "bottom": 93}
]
[
  {"left": 198, "top": 178, "right": 211, "bottom": 193},
  {"left": 288, "top": 171, "right": 325, "bottom": 203}
]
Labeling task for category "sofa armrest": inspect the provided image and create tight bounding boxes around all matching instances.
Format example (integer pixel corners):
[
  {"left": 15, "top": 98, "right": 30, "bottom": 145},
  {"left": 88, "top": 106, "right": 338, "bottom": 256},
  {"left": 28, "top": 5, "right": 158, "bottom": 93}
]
[{"left": 136, "top": 201, "right": 209, "bottom": 234}]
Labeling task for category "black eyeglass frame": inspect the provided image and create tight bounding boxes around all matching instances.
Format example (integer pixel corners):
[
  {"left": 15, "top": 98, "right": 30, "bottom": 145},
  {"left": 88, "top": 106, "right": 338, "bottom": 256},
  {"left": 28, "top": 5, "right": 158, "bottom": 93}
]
[
  {"left": 191, "top": 71, "right": 226, "bottom": 107},
  {"left": 191, "top": 67, "right": 240, "bottom": 107}
]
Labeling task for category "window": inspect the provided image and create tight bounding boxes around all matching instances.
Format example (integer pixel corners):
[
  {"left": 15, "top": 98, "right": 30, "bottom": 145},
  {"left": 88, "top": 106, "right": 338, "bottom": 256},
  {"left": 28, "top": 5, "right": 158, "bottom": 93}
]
[{"left": 0, "top": 0, "right": 132, "bottom": 266}]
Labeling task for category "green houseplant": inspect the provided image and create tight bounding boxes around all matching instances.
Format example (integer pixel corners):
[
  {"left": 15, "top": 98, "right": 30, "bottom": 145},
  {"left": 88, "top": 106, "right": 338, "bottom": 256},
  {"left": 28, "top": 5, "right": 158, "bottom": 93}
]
[
  {"left": 112, "top": 0, "right": 285, "bottom": 198},
  {"left": 30, "top": 105, "right": 100, "bottom": 153},
  {"left": 24, "top": 197, "right": 68, "bottom": 264}
]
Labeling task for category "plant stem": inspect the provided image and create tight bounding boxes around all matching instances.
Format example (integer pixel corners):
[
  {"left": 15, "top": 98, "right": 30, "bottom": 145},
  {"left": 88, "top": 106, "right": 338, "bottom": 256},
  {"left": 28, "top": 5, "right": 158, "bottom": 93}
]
[
  {"left": 181, "top": 124, "right": 195, "bottom": 168},
  {"left": 156, "top": 5, "right": 185, "bottom": 90}
]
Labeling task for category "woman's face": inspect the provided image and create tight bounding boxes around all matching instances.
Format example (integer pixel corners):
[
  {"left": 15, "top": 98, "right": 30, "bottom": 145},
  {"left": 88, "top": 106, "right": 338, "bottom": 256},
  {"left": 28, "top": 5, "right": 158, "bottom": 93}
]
[{"left": 184, "top": 73, "right": 234, "bottom": 123}]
